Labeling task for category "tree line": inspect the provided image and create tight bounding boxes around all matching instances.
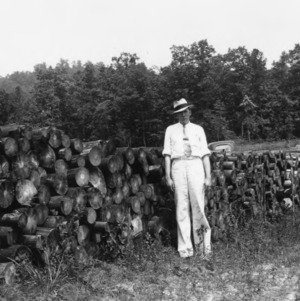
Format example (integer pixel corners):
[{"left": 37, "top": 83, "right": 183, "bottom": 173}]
[{"left": 1, "top": 40, "right": 300, "bottom": 146}]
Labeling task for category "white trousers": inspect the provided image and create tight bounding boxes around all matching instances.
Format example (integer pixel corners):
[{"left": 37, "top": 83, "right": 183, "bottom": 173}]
[{"left": 172, "top": 158, "right": 211, "bottom": 257}]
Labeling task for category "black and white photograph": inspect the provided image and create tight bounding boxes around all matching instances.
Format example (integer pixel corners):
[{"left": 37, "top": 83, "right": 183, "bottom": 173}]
[{"left": 1, "top": 0, "right": 300, "bottom": 300}]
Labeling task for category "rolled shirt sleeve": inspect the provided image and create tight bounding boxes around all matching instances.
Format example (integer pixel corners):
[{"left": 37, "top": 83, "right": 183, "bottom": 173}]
[{"left": 162, "top": 127, "right": 171, "bottom": 157}]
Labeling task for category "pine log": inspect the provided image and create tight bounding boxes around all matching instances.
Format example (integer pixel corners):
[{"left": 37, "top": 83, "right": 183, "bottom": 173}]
[
  {"left": 82, "top": 146, "right": 102, "bottom": 167},
  {"left": 121, "top": 147, "right": 135, "bottom": 165},
  {"left": 99, "top": 155, "right": 119, "bottom": 174},
  {"left": 57, "top": 147, "right": 72, "bottom": 162},
  {"left": 29, "top": 169, "right": 41, "bottom": 189},
  {"left": 11, "top": 152, "right": 32, "bottom": 180},
  {"left": 112, "top": 187, "right": 124, "bottom": 205},
  {"left": 70, "top": 138, "right": 84, "bottom": 154},
  {"left": 0, "top": 211, "right": 28, "bottom": 228},
  {"left": 135, "top": 191, "right": 146, "bottom": 206},
  {"left": 129, "top": 174, "right": 142, "bottom": 194},
  {"left": 100, "top": 139, "right": 116, "bottom": 157},
  {"left": 0, "top": 227, "right": 18, "bottom": 246},
  {"left": 77, "top": 225, "right": 90, "bottom": 246},
  {"left": 139, "top": 184, "right": 153, "bottom": 200},
  {"left": 27, "top": 151, "right": 40, "bottom": 169},
  {"left": 37, "top": 144, "right": 56, "bottom": 169},
  {"left": 0, "top": 179, "right": 14, "bottom": 209},
  {"left": 69, "top": 154, "right": 86, "bottom": 168},
  {"left": 126, "top": 196, "right": 141, "bottom": 214},
  {"left": 44, "top": 173, "right": 68, "bottom": 195},
  {"left": 35, "top": 227, "right": 61, "bottom": 250},
  {"left": 123, "top": 163, "right": 133, "bottom": 179},
  {"left": 106, "top": 172, "right": 123, "bottom": 189},
  {"left": 18, "top": 137, "right": 31, "bottom": 153},
  {"left": 81, "top": 207, "right": 97, "bottom": 224},
  {"left": 88, "top": 166, "right": 107, "bottom": 197},
  {"left": 34, "top": 204, "right": 49, "bottom": 225},
  {"left": 31, "top": 127, "right": 51, "bottom": 142},
  {"left": 20, "top": 234, "right": 43, "bottom": 250},
  {"left": 42, "top": 216, "right": 67, "bottom": 228},
  {"left": 36, "top": 183, "right": 51, "bottom": 205},
  {"left": 54, "top": 159, "right": 68, "bottom": 175},
  {"left": 48, "top": 195, "right": 73, "bottom": 215},
  {"left": 87, "top": 187, "right": 103, "bottom": 210},
  {"left": 93, "top": 221, "right": 110, "bottom": 232},
  {"left": 69, "top": 187, "right": 87, "bottom": 213},
  {"left": 0, "top": 155, "right": 10, "bottom": 178},
  {"left": 48, "top": 128, "right": 62, "bottom": 149},
  {"left": 0, "top": 137, "right": 19, "bottom": 157},
  {"left": 15, "top": 179, "right": 38, "bottom": 206},
  {"left": 22, "top": 208, "right": 38, "bottom": 234},
  {"left": 0, "top": 124, "right": 24, "bottom": 139},
  {"left": 67, "top": 167, "right": 90, "bottom": 187},
  {"left": 61, "top": 133, "right": 71, "bottom": 149},
  {"left": 0, "top": 262, "right": 16, "bottom": 285},
  {"left": 121, "top": 180, "right": 131, "bottom": 199}
]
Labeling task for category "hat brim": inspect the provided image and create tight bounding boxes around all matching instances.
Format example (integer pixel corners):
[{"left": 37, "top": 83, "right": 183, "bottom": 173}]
[{"left": 172, "top": 104, "right": 193, "bottom": 114}]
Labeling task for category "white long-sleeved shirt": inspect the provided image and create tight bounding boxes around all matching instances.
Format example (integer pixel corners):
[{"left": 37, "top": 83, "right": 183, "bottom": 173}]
[{"left": 162, "top": 122, "right": 211, "bottom": 159}]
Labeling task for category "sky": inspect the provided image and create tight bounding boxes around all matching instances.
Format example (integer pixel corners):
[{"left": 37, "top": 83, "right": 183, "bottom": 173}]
[{"left": 0, "top": 0, "right": 300, "bottom": 77}]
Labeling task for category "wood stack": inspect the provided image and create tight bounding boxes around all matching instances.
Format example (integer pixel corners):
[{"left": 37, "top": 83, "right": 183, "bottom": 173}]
[
  {"left": 1, "top": 123, "right": 299, "bottom": 267},
  {"left": 206, "top": 150, "right": 300, "bottom": 242},
  {"left": 0, "top": 124, "right": 169, "bottom": 264}
]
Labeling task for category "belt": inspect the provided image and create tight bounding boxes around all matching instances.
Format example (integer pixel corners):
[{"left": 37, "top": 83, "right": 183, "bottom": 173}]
[{"left": 172, "top": 156, "right": 200, "bottom": 161}]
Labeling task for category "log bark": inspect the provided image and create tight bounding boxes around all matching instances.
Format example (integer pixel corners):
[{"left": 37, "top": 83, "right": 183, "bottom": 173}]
[
  {"left": 67, "top": 167, "right": 90, "bottom": 187},
  {"left": 57, "top": 147, "right": 72, "bottom": 162},
  {"left": 77, "top": 225, "right": 90, "bottom": 246},
  {"left": 0, "top": 179, "right": 14, "bottom": 209},
  {"left": 0, "top": 137, "right": 19, "bottom": 157},
  {"left": 88, "top": 166, "right": 107, "bottom": 197},
  {"left": 48, "top": 195, "right": 74, "bottom": 215},
  {"left": 70, "top": 138, "right": 84, "bottom": 154},
  {"left": 37, "top": 144, "right": 56, "bottom": 169},
  {"left": 44, "top": 173, "right": 68, "bottom": 195},
  {"left": 34, "top": 203, "right": 49, "bottom": 225},
  {"left": 81, "top": 207, "right": 97, "bottom": 225},
  {"left": 0, "top": 262, "right": 16, "bottom": 285},
  {"left": 0, "top": 155, "right": 10, "bottom": 178},
  {"left": 87, "top": 187, "right": 103, "bottom": 210},
  {"left": 0, "top": 226, "right": 18, "bottom": 246},
  {"left": 15, "top": 179, "right": 38, "bottom": 206},
  {"left": 67, "top": 187, "right": 87, "bottom": 213}
]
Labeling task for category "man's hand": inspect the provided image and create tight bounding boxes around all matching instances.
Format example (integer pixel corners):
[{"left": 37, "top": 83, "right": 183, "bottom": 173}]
[
  {"left": 166, "top": 177, "right": 175, "bottom": 192},
  {"left": 204, "top": 177, "right": 211, "bottom": 187}
]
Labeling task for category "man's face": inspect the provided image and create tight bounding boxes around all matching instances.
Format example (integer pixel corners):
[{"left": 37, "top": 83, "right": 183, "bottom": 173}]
[{"left": 176, "top": 108, "right": 191, "bottom": 125}]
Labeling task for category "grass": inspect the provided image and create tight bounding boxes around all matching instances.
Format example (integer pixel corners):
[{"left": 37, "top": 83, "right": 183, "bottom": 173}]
[{"left": 1, "top": 211, "right": 300, "bottom": 301}]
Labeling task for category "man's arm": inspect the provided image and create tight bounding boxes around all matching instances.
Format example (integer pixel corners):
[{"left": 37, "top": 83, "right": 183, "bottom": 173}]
[
  {"left": 202, "top": 154, "right": 211, "bottom": 186},
  {"left": 164, "top": 155, "right": 175, "bottom": 191}
]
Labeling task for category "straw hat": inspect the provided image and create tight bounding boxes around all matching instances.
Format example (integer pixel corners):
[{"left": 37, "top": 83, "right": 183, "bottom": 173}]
[{"left": 172, "top": 98, "right": 194, "bottom": 114}]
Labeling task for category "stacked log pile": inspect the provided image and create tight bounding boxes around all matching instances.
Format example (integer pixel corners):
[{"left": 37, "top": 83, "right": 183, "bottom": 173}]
[
  {"left": 0, "top": 124, "right": 171, "bottom": 268},
  {"left": 1, "top": 123, "right": 299, "bottom": 274},
  {"left": 206, "top": 149, "right": 300, "bottom": 242}
]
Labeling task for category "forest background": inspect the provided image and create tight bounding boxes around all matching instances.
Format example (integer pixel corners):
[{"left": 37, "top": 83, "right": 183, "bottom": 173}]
[{"left": 1, "top": 39, "right": 300, "bottom": 147}]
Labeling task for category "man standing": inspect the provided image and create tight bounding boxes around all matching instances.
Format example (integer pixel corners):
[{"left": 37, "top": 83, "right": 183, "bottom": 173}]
[{"left": 163, "top": 98, "right": 212, "bottom": 259}]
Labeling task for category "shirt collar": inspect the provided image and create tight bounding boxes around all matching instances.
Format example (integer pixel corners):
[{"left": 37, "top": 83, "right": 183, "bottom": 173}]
[{"left": 178, "top": 121, "right": 190, "bottom": 127}]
